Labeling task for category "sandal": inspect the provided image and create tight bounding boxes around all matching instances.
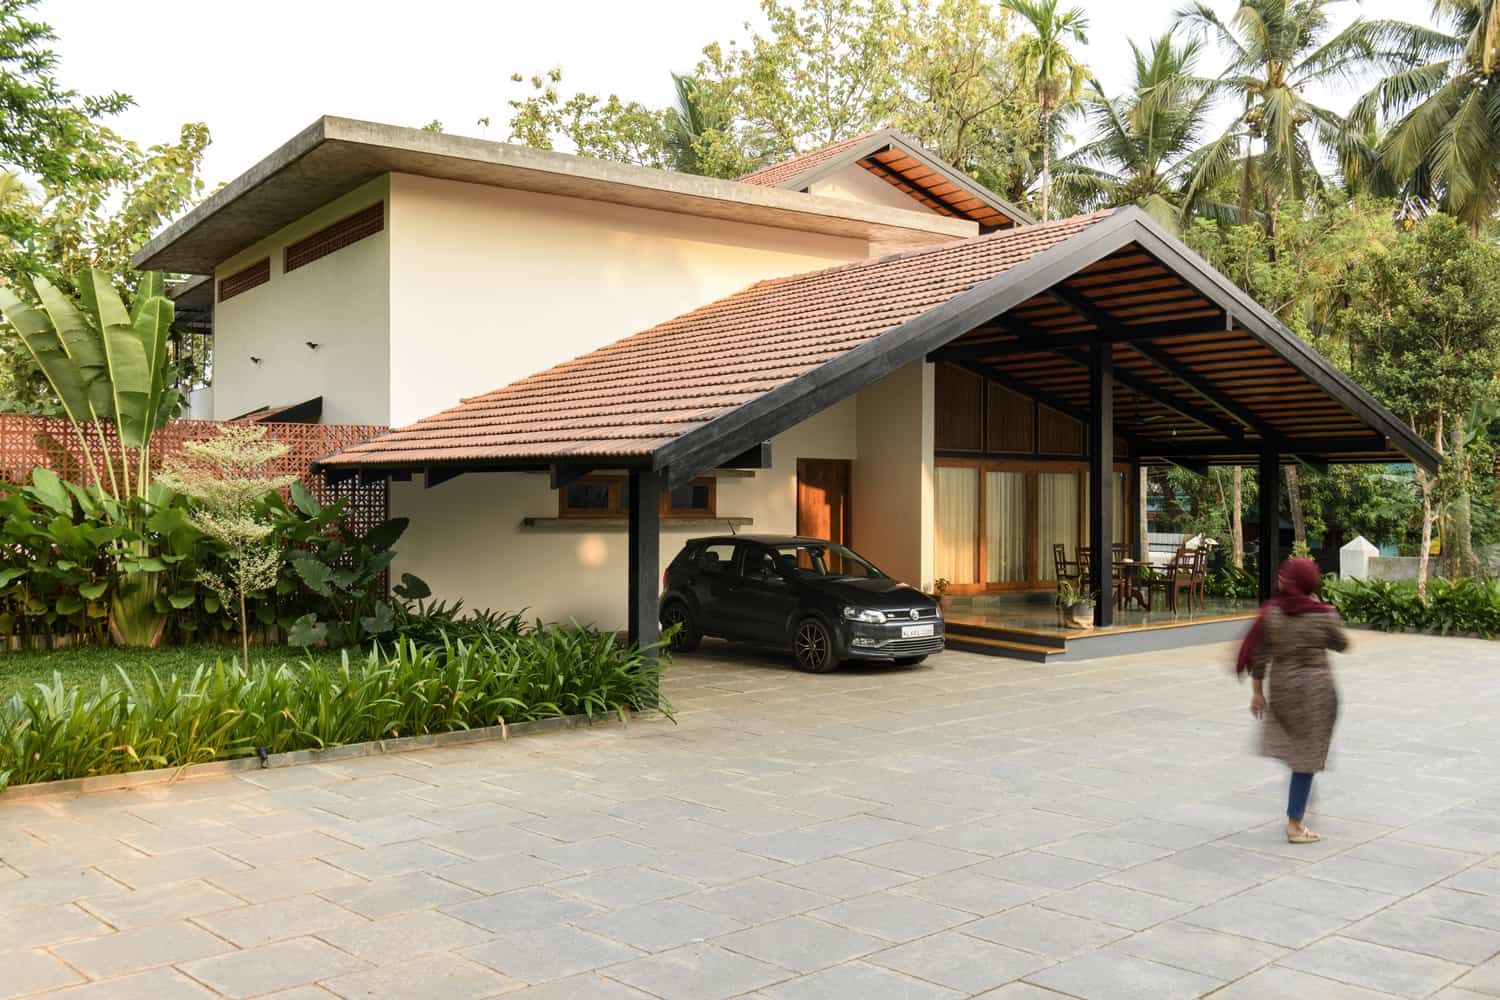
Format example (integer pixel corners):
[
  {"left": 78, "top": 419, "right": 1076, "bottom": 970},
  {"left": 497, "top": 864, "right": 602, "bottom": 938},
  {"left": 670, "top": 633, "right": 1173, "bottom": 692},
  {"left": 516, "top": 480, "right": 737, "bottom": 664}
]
[{"left": 1287, "top": 827, "right": 1323, "bottom": 844}]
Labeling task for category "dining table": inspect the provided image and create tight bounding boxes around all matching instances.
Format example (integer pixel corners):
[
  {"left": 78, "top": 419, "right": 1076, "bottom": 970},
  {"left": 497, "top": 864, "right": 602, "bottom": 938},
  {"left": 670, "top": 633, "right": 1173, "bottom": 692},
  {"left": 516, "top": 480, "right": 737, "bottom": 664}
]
[{"left": 1113, "top": 558, "right": 1149, "bottom": 611}]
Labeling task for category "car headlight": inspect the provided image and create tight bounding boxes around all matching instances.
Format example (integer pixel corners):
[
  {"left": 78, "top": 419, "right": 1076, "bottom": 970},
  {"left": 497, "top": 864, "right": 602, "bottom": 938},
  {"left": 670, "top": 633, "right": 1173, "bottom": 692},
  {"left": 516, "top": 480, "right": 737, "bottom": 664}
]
[{"left": 842, "top": 606, "right": 885, "bottom": 624}]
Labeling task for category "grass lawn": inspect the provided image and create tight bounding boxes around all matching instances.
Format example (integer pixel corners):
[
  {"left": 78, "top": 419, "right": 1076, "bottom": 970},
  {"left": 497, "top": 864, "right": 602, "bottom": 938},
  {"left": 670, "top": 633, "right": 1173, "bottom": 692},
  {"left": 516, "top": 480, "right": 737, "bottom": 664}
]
[{"left": 0, "top": 645, "right": 355, "bottom": 700}]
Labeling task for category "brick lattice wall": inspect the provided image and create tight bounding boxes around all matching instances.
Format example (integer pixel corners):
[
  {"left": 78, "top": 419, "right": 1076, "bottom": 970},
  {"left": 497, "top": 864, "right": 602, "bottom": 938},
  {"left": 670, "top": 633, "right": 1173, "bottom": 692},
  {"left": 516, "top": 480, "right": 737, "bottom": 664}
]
[{"left": 0, "top": 416, "right": 389, "bottom": 537}]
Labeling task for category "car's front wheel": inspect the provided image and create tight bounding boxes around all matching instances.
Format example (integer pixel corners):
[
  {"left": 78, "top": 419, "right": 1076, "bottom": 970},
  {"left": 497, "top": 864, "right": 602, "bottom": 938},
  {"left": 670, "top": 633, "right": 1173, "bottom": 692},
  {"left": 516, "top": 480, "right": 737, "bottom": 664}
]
[
  {"left": 793, "top": 617, "right": 840, "bottom": 673},
  {"left": 660, "top": 601, "right": 701, "bottom": 653}
]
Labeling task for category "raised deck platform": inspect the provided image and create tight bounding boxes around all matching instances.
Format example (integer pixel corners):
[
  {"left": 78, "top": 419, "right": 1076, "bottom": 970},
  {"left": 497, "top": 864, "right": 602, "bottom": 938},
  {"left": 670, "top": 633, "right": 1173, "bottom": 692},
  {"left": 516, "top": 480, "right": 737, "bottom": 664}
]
[{"left": 943, "top": 592, "right": 1256, "bottom": 661}]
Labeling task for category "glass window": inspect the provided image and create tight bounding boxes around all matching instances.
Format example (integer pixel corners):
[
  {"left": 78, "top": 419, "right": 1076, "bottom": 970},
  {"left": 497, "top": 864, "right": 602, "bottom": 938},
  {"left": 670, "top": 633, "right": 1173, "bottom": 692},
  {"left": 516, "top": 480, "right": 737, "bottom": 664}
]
[
  {"left": 985, "top": 470, "right": 1027, "bottom": 583},
  {"left": 561, "top": 479, "right": 619, "bottom": 516},
  {"left": 1037, "top": 471, "right": 1080, "bottom": 580},
  {"left": 557, "top": 476, "right": 715, "bottom": 518},
  {"left": 667, "top": 481, "right": 714, "bottom": 516},
  {"left": 936, "top": 465, "right": 979, "bottom": 584},
  {"left": 697, "top": 543, "right": 736, "bottom": 573},
  {"left": 767, "top": 542, "right": 884, "bottom": 579}
]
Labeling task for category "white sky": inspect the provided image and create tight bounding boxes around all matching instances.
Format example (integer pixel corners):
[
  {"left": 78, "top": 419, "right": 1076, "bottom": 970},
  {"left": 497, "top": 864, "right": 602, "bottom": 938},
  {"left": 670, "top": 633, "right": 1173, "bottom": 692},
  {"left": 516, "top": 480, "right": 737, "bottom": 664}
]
[{"left": 41, "top": 0, "right": 1436, "bottom": 192}]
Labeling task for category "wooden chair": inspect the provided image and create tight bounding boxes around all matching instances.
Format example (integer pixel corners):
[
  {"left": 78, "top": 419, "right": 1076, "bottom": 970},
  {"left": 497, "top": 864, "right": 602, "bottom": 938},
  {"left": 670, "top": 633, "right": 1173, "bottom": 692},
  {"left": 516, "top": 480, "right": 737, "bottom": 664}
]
[
  {"left": 1189, "top": 545, "right": 1210, "bottom": 610},
  {"left": 1147, "top": 545, "right": 1195, "bottom": 613},
  {"left": 1052, "top": 543, "right": 1081, "bottom": 592},
  {"left": 1079, "top": 547, "right": 1124, "bottom": 605}
]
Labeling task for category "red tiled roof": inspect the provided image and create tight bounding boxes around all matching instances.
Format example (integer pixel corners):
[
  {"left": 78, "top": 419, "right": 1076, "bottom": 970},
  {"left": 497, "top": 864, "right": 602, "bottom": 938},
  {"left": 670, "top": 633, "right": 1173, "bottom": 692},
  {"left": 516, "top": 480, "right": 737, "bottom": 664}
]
[
  {"left": 736, "top": 132, "right": 881, "bottom": 188},
  {"left": 322, "top": 211, "right": 1116, "bottom": 469}
]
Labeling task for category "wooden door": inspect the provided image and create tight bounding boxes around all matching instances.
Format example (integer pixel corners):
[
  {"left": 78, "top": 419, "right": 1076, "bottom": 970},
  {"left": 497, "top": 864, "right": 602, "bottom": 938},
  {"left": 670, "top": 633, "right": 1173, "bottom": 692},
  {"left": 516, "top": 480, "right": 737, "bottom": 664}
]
[{"left": 796, "top": 459, "right": 851, "bottom": 544}]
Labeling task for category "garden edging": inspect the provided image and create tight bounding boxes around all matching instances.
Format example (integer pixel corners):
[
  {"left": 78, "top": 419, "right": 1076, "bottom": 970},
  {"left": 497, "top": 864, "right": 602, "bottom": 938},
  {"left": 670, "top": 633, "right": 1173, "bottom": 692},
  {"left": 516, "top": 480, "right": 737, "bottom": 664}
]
[{"left": 0, "top": 710, "right": 636, "bottom": 802}]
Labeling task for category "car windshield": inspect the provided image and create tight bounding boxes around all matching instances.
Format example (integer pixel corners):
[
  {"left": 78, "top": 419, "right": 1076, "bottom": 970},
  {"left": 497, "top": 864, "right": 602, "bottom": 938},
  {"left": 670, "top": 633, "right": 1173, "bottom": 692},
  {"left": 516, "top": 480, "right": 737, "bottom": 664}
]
[{"left": 767, "top": 543, "right": 885, "bottom": 580}]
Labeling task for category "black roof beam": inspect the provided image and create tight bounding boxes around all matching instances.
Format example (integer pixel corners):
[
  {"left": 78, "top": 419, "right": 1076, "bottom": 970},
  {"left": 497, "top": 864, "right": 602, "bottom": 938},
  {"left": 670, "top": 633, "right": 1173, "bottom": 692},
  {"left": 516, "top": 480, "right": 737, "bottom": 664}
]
[
  {"left": 1127, "top": 340, "right": 1277, "bottom": 438},
  {"left": 1136, "top": 435, "right": 1390, "bottom": 458}
]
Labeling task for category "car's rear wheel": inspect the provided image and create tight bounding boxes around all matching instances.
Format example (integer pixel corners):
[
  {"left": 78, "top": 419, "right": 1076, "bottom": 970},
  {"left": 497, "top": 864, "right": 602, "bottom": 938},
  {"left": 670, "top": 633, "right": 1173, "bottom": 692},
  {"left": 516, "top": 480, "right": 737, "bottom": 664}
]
[
  {"left": 893, "top": 655, "right": 928, "bottom": 666},
  {"left": 661, "top": 601, "right": 701, "bottom": 653},
  {"left": 793, "top": 618, "right": 840, "bottom": 673}
]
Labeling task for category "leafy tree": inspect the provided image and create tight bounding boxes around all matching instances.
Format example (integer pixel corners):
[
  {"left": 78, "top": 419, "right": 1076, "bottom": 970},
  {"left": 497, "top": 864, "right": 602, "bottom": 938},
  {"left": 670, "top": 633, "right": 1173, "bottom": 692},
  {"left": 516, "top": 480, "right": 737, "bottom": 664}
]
[
  {"left": 1054, "top": 34, "right": 1216, "bottom": 227},
  {"left": 0, "top": 0, "right": 131, "bottom": 190},
  {"left": 1174, "top": 0, "right": 1421, "bottom": 224},
  {"left": 1001, "top": 0, "right": 1089, "bottom": 221},
  {"left": 663, "top": 73, "right": 735, "bottom": 176},
  {"left": 158, "top": 426, "right": 295, "bottom": 671},
  {"left": 889, "top": 0, "right": 1039, "bottom": 208},
  {"left": 504, "top": 68, "right": 672, "bottom": 169},
  {"left": 1359, "top": 0, "right": 1500, "bottom": 236},
  {"left": 1339, "top": 212, "right": 1500, "bottom": 591}
]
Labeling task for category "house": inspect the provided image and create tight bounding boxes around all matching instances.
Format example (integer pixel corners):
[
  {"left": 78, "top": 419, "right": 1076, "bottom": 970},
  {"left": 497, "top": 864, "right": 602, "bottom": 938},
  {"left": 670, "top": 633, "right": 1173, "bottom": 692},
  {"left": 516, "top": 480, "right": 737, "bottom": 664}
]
[{"left": 134, "top": 117, "right": 1437, "bottom": 659}]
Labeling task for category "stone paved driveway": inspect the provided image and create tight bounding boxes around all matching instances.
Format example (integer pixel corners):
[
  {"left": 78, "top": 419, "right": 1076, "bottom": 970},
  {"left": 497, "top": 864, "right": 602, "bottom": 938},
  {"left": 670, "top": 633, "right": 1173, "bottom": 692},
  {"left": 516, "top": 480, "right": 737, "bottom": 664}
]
[{"left": 3, "top": 631, "right": 1500, "bottom": 999}]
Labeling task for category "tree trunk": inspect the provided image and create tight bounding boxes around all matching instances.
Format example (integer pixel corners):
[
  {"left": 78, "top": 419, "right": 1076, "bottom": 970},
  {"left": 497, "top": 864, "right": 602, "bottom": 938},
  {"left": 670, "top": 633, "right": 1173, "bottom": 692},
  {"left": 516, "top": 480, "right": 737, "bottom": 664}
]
[
  {"left": 1231, "top": 466, "right": 1245, "bottom": 569},
  {"left": 1040, "top": 108, "right": 1052, "bottom": 222},
  {"left": 1416, "top": 470, "right": 1435, "bottom": 600},
  {"left": 239, "top": 590, "right": 250, "bottom": 673},
  {"left": 1138, "top": 465, "right": 1149, "bottom": 562},
  {"left": 1285, "top": 465, "right": 1306, "bottom": 552},
  {"left": 1449, "top": 421, "right": 1481, "bottom": 578}
]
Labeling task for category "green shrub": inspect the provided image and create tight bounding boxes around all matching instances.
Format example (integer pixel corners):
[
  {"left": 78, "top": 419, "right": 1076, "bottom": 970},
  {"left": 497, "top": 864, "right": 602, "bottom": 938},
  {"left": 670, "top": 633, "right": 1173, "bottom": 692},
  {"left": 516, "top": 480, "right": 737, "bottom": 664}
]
[
  {"left": 387, "top": 598, "right": 527, "bottom": 652},
  {"left": 0, "top": 628, "right": 670, "bottom": 791},
  {"left": 0, "top": 474, "right": 419, "bottom": 651},
  {"left": 1322, "top": 576, "right": 1500, "bottom": 638},
  {"left": 1205, "top": 565, "right": 1258, "bottom": 600}
]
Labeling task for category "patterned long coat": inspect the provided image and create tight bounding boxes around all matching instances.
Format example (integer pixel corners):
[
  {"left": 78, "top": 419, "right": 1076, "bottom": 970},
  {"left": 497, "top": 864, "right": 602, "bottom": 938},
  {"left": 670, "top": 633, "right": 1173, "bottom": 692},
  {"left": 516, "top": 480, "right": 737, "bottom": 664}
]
[{"left": 1249, "top": 608, "right": 1348, "bottom": 773}]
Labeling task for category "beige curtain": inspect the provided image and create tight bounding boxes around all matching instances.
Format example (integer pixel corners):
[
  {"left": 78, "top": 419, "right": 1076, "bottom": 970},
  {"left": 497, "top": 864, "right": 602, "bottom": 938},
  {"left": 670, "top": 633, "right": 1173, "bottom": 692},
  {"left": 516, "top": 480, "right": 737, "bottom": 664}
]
[
  {"left": 936, "top": 466, "right": 979, "bottom": 584},
  {"left": 1037, "top": 471, "right": 1080, "bottom": 580},
  {"left": 985, "top": 471, "right": 1026, "bottom": 582}
]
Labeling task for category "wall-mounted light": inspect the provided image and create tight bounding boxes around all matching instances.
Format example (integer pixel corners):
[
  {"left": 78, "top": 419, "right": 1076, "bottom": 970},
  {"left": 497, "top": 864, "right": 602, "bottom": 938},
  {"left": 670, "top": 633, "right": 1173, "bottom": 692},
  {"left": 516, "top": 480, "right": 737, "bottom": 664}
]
[
  {"left": 305, "top": 341, "right": 321, "bottom": 350},
  {"left": 249, "top": 356, "right": 262, "bottom": 365}
]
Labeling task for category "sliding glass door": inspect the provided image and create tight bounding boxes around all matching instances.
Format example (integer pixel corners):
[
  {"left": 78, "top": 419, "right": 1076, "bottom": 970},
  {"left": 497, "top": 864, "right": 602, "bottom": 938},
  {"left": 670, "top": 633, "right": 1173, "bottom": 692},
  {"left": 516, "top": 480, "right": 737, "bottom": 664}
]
[
  {"left": 935, "top": 466, "right": 979, "bottom": 585},
  {"left": 937, "top": 459, "right": 1134, "bottom": 593},
  {"left": 985, "top": 471, "right": 1027, "bottom": 584}
]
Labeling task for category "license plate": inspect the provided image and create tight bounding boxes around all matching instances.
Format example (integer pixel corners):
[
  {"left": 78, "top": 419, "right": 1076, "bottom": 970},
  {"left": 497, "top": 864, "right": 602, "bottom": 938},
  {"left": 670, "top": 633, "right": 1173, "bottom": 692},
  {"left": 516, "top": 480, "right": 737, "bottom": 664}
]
[{"left": 901, "top": 623, "right": 934, "bottom": 639}]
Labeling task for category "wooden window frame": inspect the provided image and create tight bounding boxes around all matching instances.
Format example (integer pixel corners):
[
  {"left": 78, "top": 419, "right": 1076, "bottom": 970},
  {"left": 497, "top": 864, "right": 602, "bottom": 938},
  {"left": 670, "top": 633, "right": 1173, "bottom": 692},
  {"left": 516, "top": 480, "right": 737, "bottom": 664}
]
[
  {"left": 557, "top": 475, "right": 717, "bottom": 519},
  {"left": 936, "top": 457, "right": 1135, "bottom": 595}
]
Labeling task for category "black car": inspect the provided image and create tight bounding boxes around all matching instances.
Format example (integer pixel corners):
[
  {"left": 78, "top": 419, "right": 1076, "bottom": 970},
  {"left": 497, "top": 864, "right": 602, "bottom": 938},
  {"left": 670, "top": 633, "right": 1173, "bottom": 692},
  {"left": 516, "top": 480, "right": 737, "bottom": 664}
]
[{"left": 658, "top": 534, "right": 944, "bottom": 672}]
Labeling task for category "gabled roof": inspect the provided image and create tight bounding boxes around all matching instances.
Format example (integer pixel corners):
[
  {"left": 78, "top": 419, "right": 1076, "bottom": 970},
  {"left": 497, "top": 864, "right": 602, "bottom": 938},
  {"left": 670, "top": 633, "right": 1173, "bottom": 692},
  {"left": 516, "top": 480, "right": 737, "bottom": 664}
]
[
  {"left": 737, "top": 129, "right": 1033, "bottom": 231},
  {"left": 132, "top": 118, "right": 974, "bottom": 275},
  {"left": 320, "top": 213, "right": 1108, "bottom": 474},
  {"left": 319, "top": 206, "right": 1440, "bottom": 485}
]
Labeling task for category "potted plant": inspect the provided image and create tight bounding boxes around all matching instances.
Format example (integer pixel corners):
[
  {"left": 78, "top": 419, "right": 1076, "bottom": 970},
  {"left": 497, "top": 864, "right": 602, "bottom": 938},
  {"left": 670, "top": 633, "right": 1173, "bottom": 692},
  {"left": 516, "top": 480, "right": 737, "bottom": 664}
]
[
  {"left": 1055, "top": 577, "right": 1095, "bottom": 629},
  {"left": 929, "top": 578, "right": 951, "bottom": 611}
]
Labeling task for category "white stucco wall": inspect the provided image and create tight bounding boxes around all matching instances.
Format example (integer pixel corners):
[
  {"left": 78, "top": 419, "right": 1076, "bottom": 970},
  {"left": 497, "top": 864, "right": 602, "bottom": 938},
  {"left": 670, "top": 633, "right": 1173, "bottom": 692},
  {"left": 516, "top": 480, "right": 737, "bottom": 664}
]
[
  {"left": 385, "top": 173, "right": 871, "bottom": 426},
  {"left": 807, "top": 163, "right": 934, "bottom": 215},
  {"left": 389, "top": 397, "right": 860, "bottom": 628},
  {"left": 210, "top": 177, "right": 391, "bottom": 425},
  {"left": 852, "top": 361, "right": 935, "bottom": 589}
]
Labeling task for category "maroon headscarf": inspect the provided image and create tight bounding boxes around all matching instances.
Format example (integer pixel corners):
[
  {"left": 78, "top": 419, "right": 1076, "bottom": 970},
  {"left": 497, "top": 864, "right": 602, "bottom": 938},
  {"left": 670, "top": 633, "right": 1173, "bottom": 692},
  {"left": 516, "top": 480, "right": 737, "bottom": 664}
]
[{"left": 1235, "top": 558, "right": 1334, "bottom": 676}]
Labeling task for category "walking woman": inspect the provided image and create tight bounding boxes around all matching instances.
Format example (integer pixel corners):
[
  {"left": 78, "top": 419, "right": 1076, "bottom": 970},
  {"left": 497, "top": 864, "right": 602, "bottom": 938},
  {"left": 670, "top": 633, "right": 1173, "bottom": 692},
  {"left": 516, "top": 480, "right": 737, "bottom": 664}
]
[{"left": 1236, "top": 558, "right": 1348, "bottom": 844}]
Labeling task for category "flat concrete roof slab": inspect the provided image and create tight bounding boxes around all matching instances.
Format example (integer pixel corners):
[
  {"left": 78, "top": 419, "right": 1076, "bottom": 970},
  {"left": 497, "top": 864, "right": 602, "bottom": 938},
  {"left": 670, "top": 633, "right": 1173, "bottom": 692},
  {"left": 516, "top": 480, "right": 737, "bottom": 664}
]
[{"left": 133, "top": 117, "right": 977, "bottom": 275}]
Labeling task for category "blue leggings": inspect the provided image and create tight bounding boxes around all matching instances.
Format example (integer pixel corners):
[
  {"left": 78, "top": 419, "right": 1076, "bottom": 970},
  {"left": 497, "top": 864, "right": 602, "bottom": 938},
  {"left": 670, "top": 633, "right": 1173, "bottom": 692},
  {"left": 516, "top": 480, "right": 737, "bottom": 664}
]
[{"left": 1288, "top": 771, "right": 1314, "bottom": 821}]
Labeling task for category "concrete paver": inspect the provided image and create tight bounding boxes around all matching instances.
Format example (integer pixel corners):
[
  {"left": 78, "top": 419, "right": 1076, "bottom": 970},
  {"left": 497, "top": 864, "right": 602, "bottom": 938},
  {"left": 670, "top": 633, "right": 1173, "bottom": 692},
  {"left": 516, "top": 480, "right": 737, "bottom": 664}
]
[{"left": 2, "top": 631, "right": 1499, "bottom": 997}]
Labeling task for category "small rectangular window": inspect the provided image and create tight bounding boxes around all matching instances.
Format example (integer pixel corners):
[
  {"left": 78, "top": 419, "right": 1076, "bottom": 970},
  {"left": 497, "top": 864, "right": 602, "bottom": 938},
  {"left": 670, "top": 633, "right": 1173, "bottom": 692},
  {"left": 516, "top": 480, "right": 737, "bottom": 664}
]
[{"left": 556, "top": 476, "right": 716, "bottom": 518}]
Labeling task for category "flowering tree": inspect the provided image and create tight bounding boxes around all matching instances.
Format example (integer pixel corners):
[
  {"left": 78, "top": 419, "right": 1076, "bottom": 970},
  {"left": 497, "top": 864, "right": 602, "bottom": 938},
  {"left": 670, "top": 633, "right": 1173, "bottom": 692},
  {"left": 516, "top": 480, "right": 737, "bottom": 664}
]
[{"left": 157, "top": 426, "right": 295, "bottom": 669}]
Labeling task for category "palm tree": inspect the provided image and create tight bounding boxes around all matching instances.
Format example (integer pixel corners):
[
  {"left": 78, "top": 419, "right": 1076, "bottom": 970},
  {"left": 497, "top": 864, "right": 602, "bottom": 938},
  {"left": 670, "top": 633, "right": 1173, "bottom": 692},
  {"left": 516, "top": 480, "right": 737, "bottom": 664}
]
[
  {"left": 1358, "top": 0, "right": 1500, "bottom": 235},
  {"left": 663, "top": 73, "right": 734, "bottom": 178},
  {"left": 1053, "top": 35, "right": 1217, "bottom": 228},
  {"left": 1002, "top": 0, "right": 1090, "bottom": 221},
  {"left": 1174, "top": 0, "right": 1425, "bottom": 224}
]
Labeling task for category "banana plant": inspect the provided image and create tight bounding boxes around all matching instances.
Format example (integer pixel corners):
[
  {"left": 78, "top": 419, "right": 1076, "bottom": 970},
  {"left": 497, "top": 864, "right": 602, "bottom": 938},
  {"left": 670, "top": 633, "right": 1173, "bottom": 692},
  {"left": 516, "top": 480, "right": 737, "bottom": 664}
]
[{"left": 0, "top": 270, "right": 181, "bottom": 646}]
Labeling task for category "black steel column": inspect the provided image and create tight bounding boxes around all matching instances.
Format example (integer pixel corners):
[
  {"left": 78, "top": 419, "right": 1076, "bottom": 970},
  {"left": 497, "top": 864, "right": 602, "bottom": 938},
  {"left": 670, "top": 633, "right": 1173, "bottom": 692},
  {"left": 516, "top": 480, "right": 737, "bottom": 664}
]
[
  {"left": 1258, "top": 449, "right": 1281, "bottom": 601},
  {"left": 1089, "top": 344, "right": 1114, "bottom": 627},
  {"left": 627, "top": 468, "right": 661, "bottom": 651},
  {"left": 1130, "top": 459, "right": 1144, "bottom": 561}
]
